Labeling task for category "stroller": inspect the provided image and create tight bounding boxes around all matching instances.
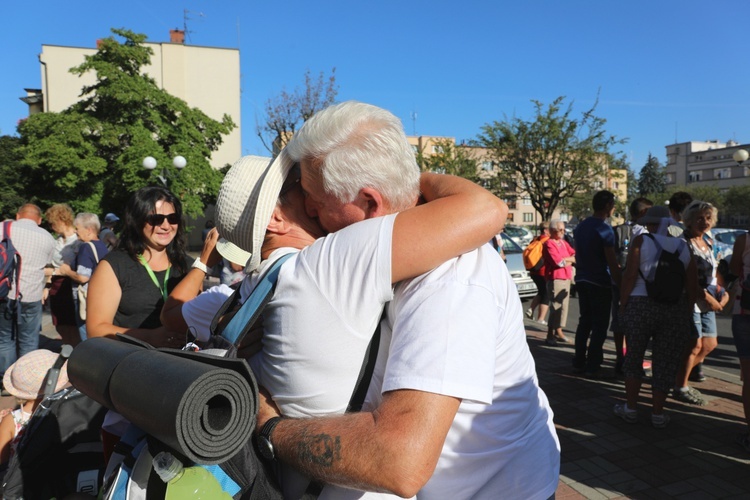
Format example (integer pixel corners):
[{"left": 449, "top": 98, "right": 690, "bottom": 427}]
[{"left": 1, "top": 345, "right": 108, "bottom": 499}]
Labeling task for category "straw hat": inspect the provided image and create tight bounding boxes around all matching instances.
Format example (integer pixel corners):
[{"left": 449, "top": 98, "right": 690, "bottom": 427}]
[
  {"left": 215, "top": 153, "right": 294, "bottom": 272},
  {"left": 638, "top": 206, "right": 671, "bottom": 225},
  {"left": 215, "top": 238, "right": 252, "bottom": 268},
  {"left": 3, "top": 349, "right": 69, "bottom": 401}
]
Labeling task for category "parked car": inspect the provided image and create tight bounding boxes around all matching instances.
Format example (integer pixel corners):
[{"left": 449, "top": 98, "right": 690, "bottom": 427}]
[
  {"left": 499, "top": 234, "right": 537, "bottom": 299},
  {"left": 504, "top": 225, "right": 533, "bottom": 248},
  {"left": 711, "top": 228, "right": 748, "bottom": 283}
]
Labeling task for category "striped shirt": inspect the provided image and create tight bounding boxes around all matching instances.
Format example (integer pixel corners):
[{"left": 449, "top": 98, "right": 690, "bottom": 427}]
[{"left": 0, "top": 219, "right": 55, "bottom": 302}]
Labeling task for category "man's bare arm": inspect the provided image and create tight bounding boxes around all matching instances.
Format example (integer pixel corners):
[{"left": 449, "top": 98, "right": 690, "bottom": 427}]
[{"left": 259, "top": 390, "right": 460, "bottom": 497}]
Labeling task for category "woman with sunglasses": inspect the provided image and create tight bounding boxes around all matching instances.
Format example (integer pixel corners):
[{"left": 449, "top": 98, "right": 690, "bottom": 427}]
[{"left": 86, "top": 186, "right": 187, "bottom": 347}]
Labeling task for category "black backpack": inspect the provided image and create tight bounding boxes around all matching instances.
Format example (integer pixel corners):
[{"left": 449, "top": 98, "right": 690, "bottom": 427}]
[
  {"left": 0, "top": 221, "right": 22, "bottom": 302},
  {"left": 639, "top": 234, "right": 686, "bottom": 304}
]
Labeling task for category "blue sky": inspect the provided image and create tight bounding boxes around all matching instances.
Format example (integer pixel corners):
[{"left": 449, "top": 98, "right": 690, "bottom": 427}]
[{"left": 2, "top": 0, "right": 748, "bottom": 172}]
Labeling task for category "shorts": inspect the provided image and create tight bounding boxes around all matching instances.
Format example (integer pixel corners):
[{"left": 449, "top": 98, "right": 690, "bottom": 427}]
[
  {"left": 48, "top": 276, "right": 77, "bottom": 326},
  {"left": 531, "top": 273, "right": 547, "bottom": 302},
  {"left": 692, "top": 310, "right": 717, "bottom": 339},
  {"left": 732, "top": 314, "right": 750, "bottom": 358}
]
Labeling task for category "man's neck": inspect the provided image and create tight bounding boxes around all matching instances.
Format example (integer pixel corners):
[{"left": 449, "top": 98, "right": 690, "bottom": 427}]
[
  {"left": 592, "top": 210, "right": 609, "bottom": 220},
  {"left": 261, "top": 234, "right": 311, "bottom": 260}
]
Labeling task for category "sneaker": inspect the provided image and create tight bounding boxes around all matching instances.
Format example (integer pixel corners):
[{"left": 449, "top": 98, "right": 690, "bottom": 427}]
[
  {"left": 525, "top": 308, "right": 533, "bottom": 319},
  {"left": 673, "top": 387, "right": 707, "bottom": 406},
  {"left": 737, "top": 433, "right": 750, "bottom": 453},
  {"left": 613, "top": 403, "right": 638, "bottom": 424},
  {"left": 689, "top": 370, "right": 707, "bottom": 383},
  {"left": 537, "top": 319, "right": 548, "bottom": 326},
  {"left": 651, "top": 413, "right": 670, "bottom": 429},
  {"left": 554, "top": 333, "right": 569, "bottom": 343}
]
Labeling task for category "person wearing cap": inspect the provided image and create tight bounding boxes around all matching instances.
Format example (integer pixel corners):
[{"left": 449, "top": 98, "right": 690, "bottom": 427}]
[
  {"left": 160, "top": 227, "right": 251, "bottom": 342},
  {"left": 0, "top": 349, "right": 70, "bottom": 463},
  {"left": 614, "top": 205, "right": 697, "bottom": 429},
  {"left": 99, "top": 213, "right": 119, "bottom": 251},
  {"left": 253, "top": 101, "right": 559, "bottom": 499}
]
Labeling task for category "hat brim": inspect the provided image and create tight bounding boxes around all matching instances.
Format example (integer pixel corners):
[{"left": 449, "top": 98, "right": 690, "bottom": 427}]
[
  {"left": 2, "top": 352, "right": 69, "bottom": 401},
  {"left": 216, "top": 238, "right": 252, "bottom": 268}
]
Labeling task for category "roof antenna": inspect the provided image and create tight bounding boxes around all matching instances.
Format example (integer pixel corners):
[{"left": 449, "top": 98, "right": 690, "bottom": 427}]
[
  {"left": 183, "top": 9, "right": 205, "bottom": 43},
  {"left": 410, "top": 109, "right": 417, "bottom": 136}
]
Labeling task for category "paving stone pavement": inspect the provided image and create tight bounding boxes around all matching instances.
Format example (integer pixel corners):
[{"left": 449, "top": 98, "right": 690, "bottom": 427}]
[{"left": 524, "top": 320, "right": 750, "bottom": 499}]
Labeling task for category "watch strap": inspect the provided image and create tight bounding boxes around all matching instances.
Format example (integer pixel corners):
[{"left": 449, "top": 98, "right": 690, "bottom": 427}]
[{"left": 191, "top": 259, "right": 209, "bottom": 273}]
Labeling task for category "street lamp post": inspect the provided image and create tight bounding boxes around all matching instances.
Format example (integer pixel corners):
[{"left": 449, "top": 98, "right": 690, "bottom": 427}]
[
  {"left": 143, "top": 156, "right": 187, "bottom": 188},
  {"left": 733, "top": 149, "right": 748, "bottom": 166}
]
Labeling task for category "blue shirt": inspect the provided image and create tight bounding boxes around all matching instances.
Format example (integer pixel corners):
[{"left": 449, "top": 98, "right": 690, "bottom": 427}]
[{"left": 573, "top": 217, "right": 615, "bottom": 287}]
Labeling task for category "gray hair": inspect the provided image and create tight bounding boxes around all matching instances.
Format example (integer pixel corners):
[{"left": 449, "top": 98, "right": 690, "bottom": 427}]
[
  {"left": 681, "top": 200, "right": 718, "bottom": 230},
  {"left": 74, "top": 212, "right": 101, "bottom": 233},
  {"left": 549, "top": 219, "right": 565, "bottom": 231},
  {"left": 285, "top": 101, "right": 421, "bottom": 211}
]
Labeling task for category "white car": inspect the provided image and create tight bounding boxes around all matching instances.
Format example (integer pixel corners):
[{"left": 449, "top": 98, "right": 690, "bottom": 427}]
[
  {"left": 499, "top": 234, "right": 538, "bottom": 299},
  {"left": 503, "top": 225, "right": 533, "bottom": 248}
]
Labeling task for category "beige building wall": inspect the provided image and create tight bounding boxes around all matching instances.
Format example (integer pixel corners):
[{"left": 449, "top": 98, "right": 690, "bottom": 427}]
[
  {"left": 665, "top": 140, "right": 750, "bottom": 191},
  {"left": 36, "top": 39, "right": 240, "bottom": 170}
]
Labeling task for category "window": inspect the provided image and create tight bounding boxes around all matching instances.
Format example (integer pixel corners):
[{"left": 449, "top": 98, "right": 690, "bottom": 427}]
[
  {"left": 432, "top": 145, "right": 444, "bottom": 154},
  {"left": 523, "top": 213, "right": 533, "bottom": 222},
  {"left": 506, "top": 198, "right": 517, "bottom": 209},
  {"left": 482, "top": 161, "right": 493, "bottom": 171},
  {"left": 560, "top": 213, "right": 569, "bottom": 222},
  {"left": 507, "top": 213, "right": 514, "bottom": 222},
  {"left": 613, "top": 182, "right": 619, "bottom": 189},
  {"left": 715, "top": 168, "right": 731, "bottom": 179},
  {"left": 594, "top": 181, "right": 603, "bottom": 189},
  {"left": 688, "top": 172, "right": 702, "bottom": 182},
  {"left": 522, "top": 196, "right": 531, "bottom": 206},
  {"left": 411, "top": 145, "right": 418, "bottom": 154}
]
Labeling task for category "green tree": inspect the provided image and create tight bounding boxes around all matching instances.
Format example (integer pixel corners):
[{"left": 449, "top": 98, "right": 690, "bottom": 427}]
[
  {"left": 723, "top": 185, "right": 750, "bottom": 226},
  {"left": 18, "top": 28, "right": 235, "bottom": 217},
  {"left": 637, "top": 153, "right": 666, "bottom": 196},
  {"left": 475, "top": 96, "right": 626, "bottom": 222},
  {"left": 258, "top": 68, "right": 338, "bottom": 154},
  {"left": 0, "top": 135, "right": 26, "bottom": 219},
  {"left": 415, "top": 139, "right": 479, "bottom": 181}
]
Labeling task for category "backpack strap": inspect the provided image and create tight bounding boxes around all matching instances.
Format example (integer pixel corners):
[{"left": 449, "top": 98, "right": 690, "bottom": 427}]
[
  {"left": 638, "top": 233, "right": 660, "bottom": 283},
  {"left": 219, "top": 253, "right": 294, "bottom": 346},
  {"left": 89, "top": 241, "right": 100, "bottom": 264},
  {"left": 3, "top": 221, "right": 21, "bottom": 303},
  {"left": 347, "top": 305, "right": 387, "bottom": 412}
]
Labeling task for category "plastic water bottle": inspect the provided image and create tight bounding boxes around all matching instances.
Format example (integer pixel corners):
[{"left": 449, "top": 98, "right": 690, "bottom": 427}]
[{"left": 153, "top": 451, "right": 232, "bottom": 499}]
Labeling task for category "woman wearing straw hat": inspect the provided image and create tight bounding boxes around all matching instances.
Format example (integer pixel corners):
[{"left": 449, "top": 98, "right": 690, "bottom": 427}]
[{"left": 0, "top": 349, "right": 70, "bottom": 463}]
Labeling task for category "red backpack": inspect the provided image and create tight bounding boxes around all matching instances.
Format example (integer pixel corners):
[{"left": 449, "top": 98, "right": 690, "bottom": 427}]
[{"left": 0, "top": 220, "right": 22, "bottom": 302}]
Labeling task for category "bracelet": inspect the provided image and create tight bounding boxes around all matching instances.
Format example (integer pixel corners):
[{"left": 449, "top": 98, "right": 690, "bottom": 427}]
[{"left": 191, "top": 259, "right": 209, "bottom": 273}]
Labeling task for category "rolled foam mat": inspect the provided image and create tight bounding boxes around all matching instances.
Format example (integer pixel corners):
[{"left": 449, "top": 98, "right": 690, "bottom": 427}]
[{"left": 68, "top": 337, "right": 258, "bottom": 464}]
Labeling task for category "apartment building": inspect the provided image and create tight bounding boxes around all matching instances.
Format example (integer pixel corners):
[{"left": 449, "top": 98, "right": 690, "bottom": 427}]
[
  {"left": 665, "top": 139, "right": 750, "bottom": 190},
  {"left": 20, "top": 30, "right": 240, "bottom": 170},
  {"left": 408, "top": 135, "right": 627, "bottom": 227}
]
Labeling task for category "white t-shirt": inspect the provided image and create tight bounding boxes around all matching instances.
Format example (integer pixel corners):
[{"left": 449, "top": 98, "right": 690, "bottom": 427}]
[
  {"left": 321, "top": 244, "right": 560, "bottom": 500},
  {"left": 181, "top": 284, "right": 236, "bottom": 341},
  {"left": 630, "top": 234, "right": 691, "bottom": 297}
]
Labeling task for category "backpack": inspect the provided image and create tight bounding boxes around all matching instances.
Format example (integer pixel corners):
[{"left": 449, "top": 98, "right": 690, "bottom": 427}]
[
  {"left": 2, "top": 346, "right": 108, "bottom": 499},
  {"left": 613, "top": 223, "right": 634, "bottom": 269},
  {"left": 0, "top": 220, "right": 22, "bottom": 302},
  {"left": 522, "top": 238, "right": 544, "bottom": 272},
  {"left": 639, "top": 234, "right": 686, "bottom": 304}
]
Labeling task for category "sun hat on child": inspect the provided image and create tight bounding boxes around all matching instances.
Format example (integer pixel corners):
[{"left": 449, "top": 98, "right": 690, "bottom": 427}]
[
  {"left": 3, "top": 349, "right": 69, "bottom": 401},
  {"left": 215, "top": 152, "right": 294, "bottom": 273}
]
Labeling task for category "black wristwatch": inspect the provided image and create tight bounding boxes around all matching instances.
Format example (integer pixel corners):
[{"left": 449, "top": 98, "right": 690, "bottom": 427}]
[{"left": 258, "top": 417, "right": 283, "bottom": 461}]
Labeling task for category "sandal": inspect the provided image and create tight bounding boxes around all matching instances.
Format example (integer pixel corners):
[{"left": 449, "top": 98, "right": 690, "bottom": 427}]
[
  {"left": 673, "top": 388, "right": 707, "bottom": 406},
  {"left": 554, "top": 334, "right": 569, "bottom": 343}
]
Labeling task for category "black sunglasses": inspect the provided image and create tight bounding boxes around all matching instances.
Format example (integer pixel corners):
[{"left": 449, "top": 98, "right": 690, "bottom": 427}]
[{"left": 145, "top": 213, "right": 180, "bottom": 226}]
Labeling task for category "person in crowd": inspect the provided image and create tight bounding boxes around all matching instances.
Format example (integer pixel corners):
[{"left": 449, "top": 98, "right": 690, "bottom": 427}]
[
  {"left": 667, "top": 191, "right": 693, "bottom": 238},
  {"left": 0, "top": 349, "right": 70, "bottom": 463},
  {"left": 614, "top": 206, "right": 696, "bottom": 429},
  {"left": 526, "top": 221, "right": 551, "bottom": 325},
  {"left": 730, "top": 227, "right": 750, "bottom": 452},
  {"left": 58, "top": 213, "right": 109, "bottom": 343},
  {"left": 673, "top": 201, "right": 728, "bottom": 405},
  {"left": 543, "top": 220, "right": 576, "bottom": 345},
  {"left": 0, "top": 205, "right": 55, "bottom": 380},
  {"left": 45, "top": 204, "right": 80, "bottom": 346},
  {"left": 99, "top": 213, "right": 119, "bottom": 251},
  {"left": 253, "top": 101, "right": 559, "bottom": 499},
  {"left": 86, "top": 187, "right": 187, "bottom": 348},
  {"left": 572, "top": 190, "right": 622, "bottom": 378},
  {"left": 612, "top": 197, "right": 652, "bottom": 374}
]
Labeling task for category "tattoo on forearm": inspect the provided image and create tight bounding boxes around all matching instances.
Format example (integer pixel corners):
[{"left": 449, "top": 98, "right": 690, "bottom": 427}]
[{"left": 297, "top": 432, "right": 341, "bottom": 468}]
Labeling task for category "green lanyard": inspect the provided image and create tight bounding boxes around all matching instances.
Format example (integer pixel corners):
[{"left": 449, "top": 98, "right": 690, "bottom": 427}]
[{"left": 137, "top": 254, "right": 171, "bottom": 302}]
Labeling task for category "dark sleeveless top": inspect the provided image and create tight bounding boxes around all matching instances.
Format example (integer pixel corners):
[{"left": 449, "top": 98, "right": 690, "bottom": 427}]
[{"left": 102, "top": 250, "right": 185, "bottom": 329}]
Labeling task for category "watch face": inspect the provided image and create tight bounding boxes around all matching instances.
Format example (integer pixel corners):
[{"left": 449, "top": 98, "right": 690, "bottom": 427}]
[{"left": 258, "top": 436, "right": 274, "bottom": 461}]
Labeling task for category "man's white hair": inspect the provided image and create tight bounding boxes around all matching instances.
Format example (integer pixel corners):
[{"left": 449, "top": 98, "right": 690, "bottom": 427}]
[{"left": 285, "top": 101, "right": 421, "bottom": 211}]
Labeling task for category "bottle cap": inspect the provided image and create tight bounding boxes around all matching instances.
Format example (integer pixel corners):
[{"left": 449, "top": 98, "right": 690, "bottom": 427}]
[{"left": 152, "top": 451, "right": 183, "bottom": 483}]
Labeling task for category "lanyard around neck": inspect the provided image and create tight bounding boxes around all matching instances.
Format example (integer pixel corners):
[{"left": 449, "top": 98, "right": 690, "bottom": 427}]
[{"left": 137, "top": 254, "right": 171, "bottom": 302}]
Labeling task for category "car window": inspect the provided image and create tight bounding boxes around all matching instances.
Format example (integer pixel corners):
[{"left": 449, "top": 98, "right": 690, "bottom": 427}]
[{"left": 500, "top": 234, "right": 523, "bottom": 253}]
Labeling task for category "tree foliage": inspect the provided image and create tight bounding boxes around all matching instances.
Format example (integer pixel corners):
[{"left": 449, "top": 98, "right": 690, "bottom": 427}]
[
  {"left": 415, "top": 139, "right": 479, "bottom": 181},
  {"left": 475, "top": 96, "right": 626, "bottom": 222},
  {"left": 17, "top": 28, "right": 235, "bottom": 217},
  {"left": 637, "top": 153, "right": 666, "bottom": 196},
  {"left": 0, "top": 135, "right": 26, "bottom": 220},
  {"left": 258, "top": 68, "right": 338, "bottom": 154}
]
